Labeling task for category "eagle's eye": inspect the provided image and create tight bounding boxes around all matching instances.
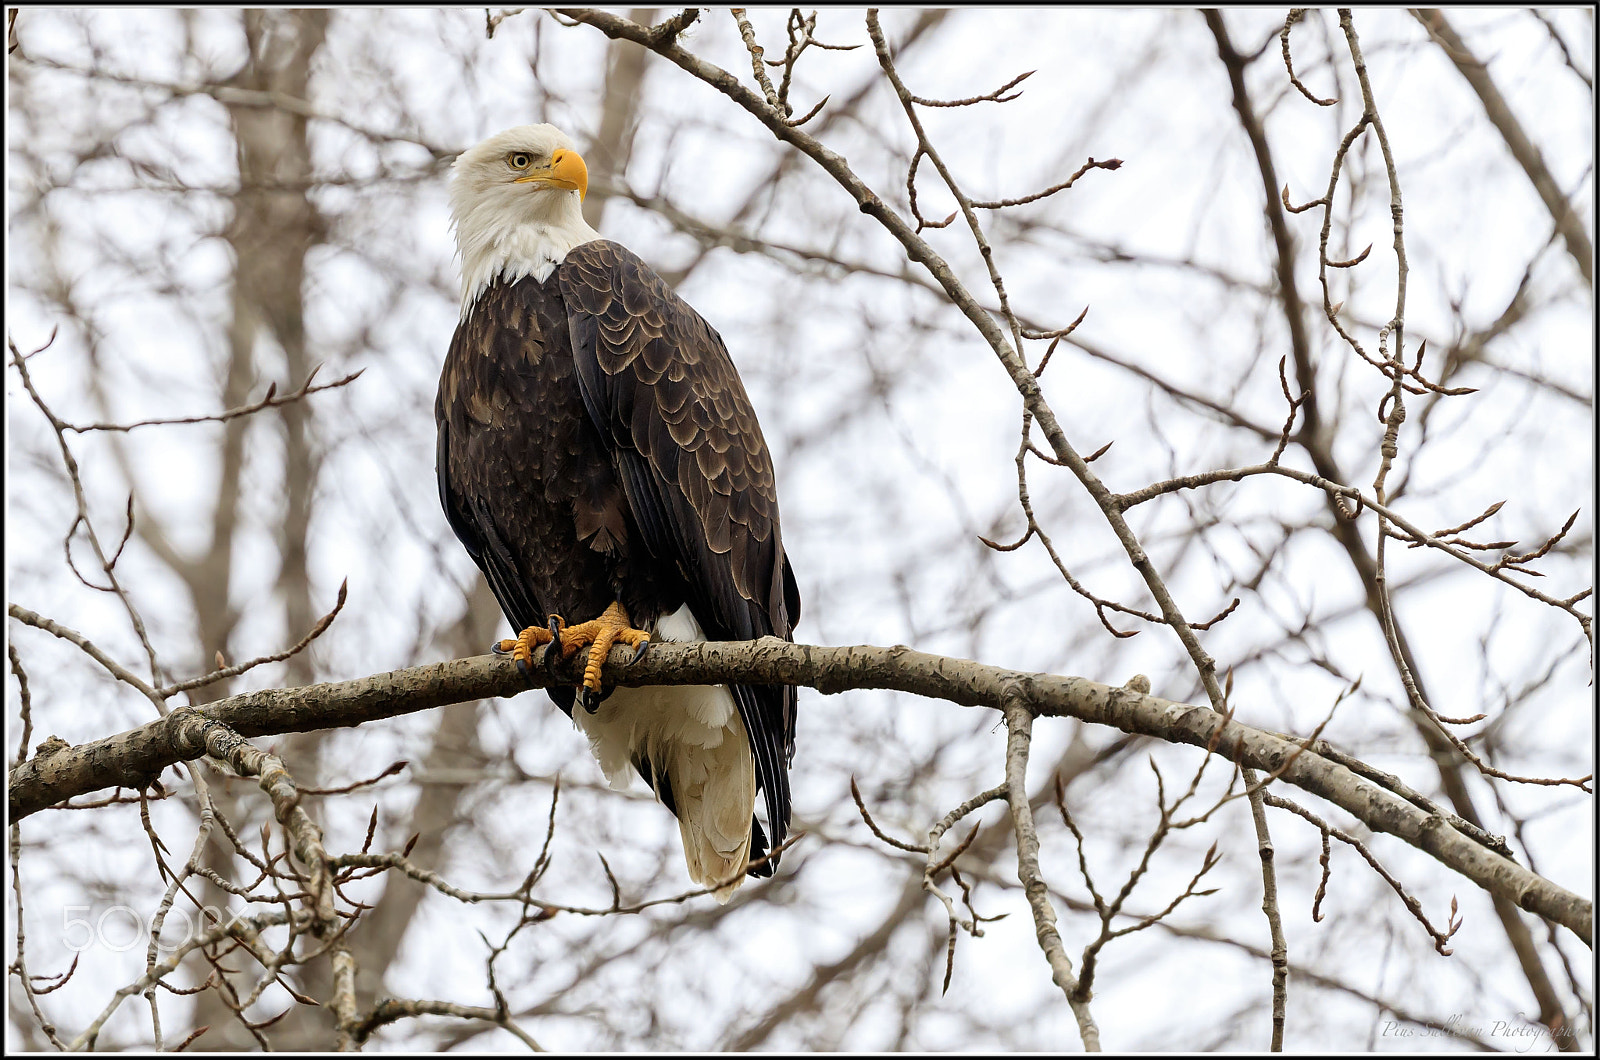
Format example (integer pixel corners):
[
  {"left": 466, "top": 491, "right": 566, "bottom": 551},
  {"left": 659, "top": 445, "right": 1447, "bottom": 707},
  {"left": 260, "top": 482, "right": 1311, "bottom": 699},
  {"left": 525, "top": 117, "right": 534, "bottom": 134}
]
[{"left": 508, "top": 151, "right": 534, "bottom": 170}]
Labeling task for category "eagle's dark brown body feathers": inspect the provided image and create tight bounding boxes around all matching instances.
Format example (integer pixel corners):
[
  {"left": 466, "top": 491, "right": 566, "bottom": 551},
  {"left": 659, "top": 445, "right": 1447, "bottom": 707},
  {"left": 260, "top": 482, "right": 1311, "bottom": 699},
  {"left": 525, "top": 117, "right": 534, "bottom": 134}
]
[{"left": 437, "top": 238, "right": 799, "bottom": 878}]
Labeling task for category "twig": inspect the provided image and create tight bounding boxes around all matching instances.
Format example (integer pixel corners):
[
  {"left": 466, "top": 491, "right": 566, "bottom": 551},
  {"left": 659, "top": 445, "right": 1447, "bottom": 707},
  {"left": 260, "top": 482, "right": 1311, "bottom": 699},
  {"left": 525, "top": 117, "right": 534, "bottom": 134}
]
[
  {"left": 910, "top": 68, "right": 1033, "bottom": 107},
  {"left": 10, "top": 337, "right": 167, "bottom": 697},
  {"left": 8, "top": 603, "right": 165, "bottom": 709},
  {"left": 484, "top": 8, "right": 526, "bottom": 38},
  {"left": 1281, "top": 10, "right": 1338, "bottom": 106},
  {"left": 61, "top": 368, "right": 364, "bottom": 433},
  {"left": 730, "top": 10, "right": 785, "bottom": 116},
  {"left": 157, "top": 579, "right": 349, "bottom": 698},
  {"left": 970, "top": 157, "right": 1123, "bottom": 210},
  {"left": 1264, "top": 792, "right": 1462, "bottom": 955}
]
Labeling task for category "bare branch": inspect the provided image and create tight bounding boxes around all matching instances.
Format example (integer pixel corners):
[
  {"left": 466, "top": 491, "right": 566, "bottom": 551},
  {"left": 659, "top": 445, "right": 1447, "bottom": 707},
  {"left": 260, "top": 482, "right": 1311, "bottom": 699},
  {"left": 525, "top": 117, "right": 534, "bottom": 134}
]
[
  {"left": 7, "top": 640, "right": 1589, "bottom": 940},
  {"left": 62, "top": 368, "right": 364, "bottom": 434}
]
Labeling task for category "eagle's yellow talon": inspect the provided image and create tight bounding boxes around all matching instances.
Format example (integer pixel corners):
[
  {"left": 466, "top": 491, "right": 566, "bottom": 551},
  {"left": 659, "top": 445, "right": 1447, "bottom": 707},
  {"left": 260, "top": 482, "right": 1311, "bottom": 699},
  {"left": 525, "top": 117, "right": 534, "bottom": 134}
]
[
  {"left": 499, "top": 624, "right": 556, "bottom": 673},
  {"left": 549, "top": 602, "right": 650, "bottom": 694}
]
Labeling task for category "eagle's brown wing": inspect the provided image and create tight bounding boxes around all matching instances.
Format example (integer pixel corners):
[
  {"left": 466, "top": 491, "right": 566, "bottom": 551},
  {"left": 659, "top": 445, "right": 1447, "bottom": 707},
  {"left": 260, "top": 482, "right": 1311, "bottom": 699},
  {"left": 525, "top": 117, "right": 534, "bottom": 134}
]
[
  {"left": 557, "top": 239, "right": 801, "bottom": 869},
  {"left": 436, "top": 277, "right": 624, "bottom": 642}
]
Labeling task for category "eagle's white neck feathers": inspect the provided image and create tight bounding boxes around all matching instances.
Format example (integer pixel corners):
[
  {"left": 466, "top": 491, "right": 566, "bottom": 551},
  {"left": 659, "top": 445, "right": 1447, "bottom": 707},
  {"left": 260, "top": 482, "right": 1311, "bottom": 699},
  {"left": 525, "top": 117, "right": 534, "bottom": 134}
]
[{"left": 449, "top": 124, "right": 601, "bottom": 315}]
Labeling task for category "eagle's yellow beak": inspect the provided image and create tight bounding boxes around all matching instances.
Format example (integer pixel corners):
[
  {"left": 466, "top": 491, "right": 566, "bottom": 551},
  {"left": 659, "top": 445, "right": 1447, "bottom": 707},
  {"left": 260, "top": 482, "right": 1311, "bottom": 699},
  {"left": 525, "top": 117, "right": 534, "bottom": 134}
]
[{"left": 513, "top": 147, "right": 588, "bottom": 201}]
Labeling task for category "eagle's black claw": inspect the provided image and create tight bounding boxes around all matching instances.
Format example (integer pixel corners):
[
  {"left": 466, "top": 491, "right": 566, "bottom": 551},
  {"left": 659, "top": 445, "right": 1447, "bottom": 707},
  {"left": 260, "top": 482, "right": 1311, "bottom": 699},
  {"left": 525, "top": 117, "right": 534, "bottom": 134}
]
[
  {"left": 631, "top": 639, "right": 650, "bottom": 664},
  {"left": 578, "top": 686, "right": 601, "bottom": 714},
  {"left": 492, "top": 637, "right": 535, "bottom": 681},
  {"left": 544, "top": 615, "right": 564, "bottom": 676}
]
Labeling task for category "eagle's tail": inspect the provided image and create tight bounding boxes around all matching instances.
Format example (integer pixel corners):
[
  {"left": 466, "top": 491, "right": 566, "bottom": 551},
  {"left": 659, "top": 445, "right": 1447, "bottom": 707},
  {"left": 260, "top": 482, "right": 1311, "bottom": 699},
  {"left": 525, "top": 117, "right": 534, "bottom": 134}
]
[
  {"left": 574, "top": 682, "right": 756, "bottom": 902},
  {"left": 667, "top": 701, "right": 756, "bottom": 902}
]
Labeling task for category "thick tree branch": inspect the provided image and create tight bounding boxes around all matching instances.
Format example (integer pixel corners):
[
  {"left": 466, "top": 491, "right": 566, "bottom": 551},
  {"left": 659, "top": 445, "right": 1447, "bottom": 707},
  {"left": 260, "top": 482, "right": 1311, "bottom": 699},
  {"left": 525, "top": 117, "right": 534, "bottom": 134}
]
[{"left": 7, "top": 640, "right": 1589, "bottom": 942}]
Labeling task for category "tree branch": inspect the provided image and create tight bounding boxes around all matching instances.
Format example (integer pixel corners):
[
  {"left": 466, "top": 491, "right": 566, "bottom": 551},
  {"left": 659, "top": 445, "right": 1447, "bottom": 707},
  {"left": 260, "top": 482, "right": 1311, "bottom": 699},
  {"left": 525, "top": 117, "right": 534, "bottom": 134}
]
[
  {"left": 1412, "top": 9, "right": 1594, "bottom": 286},
  {"left": 7, "top": 639, "right": 1589, "bottom": 942}
]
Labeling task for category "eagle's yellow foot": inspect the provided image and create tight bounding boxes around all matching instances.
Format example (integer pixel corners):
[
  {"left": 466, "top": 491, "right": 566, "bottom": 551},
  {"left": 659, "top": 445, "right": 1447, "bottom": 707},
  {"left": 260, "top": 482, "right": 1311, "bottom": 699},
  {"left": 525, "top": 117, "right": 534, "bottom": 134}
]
[
  {"left": 494, "top": 621, "right": 559, "bottom": 677},
  {"left": 556, "top": 602, "right": 651, "bottom": 712}
]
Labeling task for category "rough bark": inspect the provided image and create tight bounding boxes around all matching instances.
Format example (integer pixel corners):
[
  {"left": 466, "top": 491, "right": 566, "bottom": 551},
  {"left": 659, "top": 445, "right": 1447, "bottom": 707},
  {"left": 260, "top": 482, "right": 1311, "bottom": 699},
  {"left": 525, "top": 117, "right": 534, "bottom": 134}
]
[{"left": 10, "top": 638, "right": 1589, "bottom": 942}]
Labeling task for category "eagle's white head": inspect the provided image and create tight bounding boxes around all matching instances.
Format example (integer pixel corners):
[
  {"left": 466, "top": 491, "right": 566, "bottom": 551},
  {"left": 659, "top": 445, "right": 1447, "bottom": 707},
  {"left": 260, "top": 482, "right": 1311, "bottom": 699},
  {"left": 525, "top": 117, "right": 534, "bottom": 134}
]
[{"left": 449, "top": 123, "right": 601, "bottom": 312}]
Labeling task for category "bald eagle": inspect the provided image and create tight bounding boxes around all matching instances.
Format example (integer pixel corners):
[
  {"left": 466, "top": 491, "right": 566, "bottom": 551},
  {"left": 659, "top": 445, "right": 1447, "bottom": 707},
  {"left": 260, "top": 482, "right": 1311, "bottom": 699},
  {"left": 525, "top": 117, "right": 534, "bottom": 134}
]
[{"left": 436, "top": 125, "right": 800, "bottom": 899}]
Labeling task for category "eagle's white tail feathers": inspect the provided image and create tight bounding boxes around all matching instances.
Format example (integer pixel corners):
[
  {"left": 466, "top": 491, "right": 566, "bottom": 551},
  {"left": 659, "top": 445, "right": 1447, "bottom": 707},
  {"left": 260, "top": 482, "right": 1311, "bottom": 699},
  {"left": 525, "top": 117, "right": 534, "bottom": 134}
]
[
  {"left": 667, "top": 703, "right": 756, "bottom": 902},
  {"left": 569, "top": 606, "right": 757, "bottom": 902}
]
